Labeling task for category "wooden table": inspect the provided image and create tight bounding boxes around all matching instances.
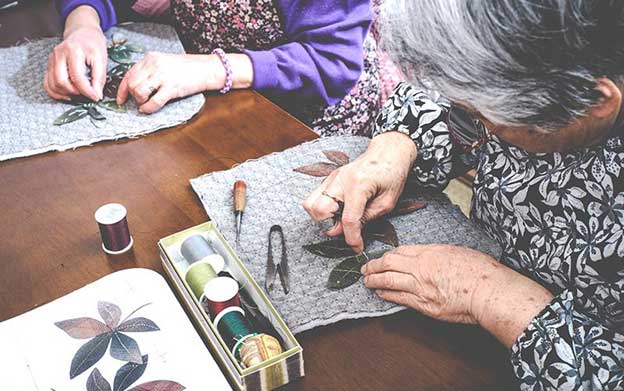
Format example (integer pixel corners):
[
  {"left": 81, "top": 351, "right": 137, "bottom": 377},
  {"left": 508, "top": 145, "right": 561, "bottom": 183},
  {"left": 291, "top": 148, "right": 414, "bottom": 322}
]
[{"left": 0, "top": 2, "right": 515, "bottom": 390}]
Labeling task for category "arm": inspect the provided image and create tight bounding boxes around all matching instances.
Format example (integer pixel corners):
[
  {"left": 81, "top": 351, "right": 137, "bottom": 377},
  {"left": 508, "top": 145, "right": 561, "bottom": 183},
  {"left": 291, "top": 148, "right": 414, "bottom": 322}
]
[
  {"left": 244, "top": 0, "right": 373, "bottom": 105},
  {"left": 55, "top": 0, "right": 117, "bottom": 31},
  {"left": 373, "top": 82, "right": 476, "bottom": 190}
]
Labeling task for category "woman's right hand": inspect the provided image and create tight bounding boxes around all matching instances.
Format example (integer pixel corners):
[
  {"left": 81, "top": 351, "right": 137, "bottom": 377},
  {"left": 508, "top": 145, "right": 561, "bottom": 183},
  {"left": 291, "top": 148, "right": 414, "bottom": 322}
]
[
  {"left": 303, "top": 131, "right": 418, "bottom": 253},
  {"left": 44, "top": 6, "right": 107, "bottom": 102}
]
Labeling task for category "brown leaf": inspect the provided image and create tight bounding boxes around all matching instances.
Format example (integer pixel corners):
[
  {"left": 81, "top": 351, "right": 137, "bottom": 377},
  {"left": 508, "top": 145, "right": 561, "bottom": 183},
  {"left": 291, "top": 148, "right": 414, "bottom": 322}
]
[
  {"left": 128, "top": 380, "right": 186, "bottom": 391},
  {"left": 55, "top": 318, "right": 110, "bottom": 339},
  {"left": 293, "top": 162, "right": 339, "bottom": 177},
  {"left": 98, "top": 301, "right": 122, "bottom": 328},
  {"left": 364, "top": 219, "right": 399, "bottom": 247},
  {"left": 327, "top": 250, "right": 389, "bottom": 290},
  {"left": 388, "top": 200, "right": 428, "bottom": 217},
  {"left": 323, "top": 150, "right": 349, "bottom": 166}
]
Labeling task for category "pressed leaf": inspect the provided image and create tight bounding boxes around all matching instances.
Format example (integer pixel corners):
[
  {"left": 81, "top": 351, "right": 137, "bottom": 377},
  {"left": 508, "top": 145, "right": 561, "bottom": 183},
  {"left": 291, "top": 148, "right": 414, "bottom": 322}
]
[
  {"left": 293, "top": 162, "right": 339, "bottom": 177},
  {"left": 54, "top": 106, "right": 89, "bottom": 126},
  {"left": 55, "top": 317, "right": 110, "bottom": 339},
  {"left": 110, "top": 332, "right": 143, "bottom": 364},
  {"left": 98, "top": 301, "right": 122, "bottom": 328},
  {"left": 114, "top": 355, "right": 148, "bottom": 391},
  {"left": 70, "top": 332, "right": 112, "bottom": 379},
  {"left": 108, "top": 64, "right": 133, "bottom": 79},
  {"left": 323, "top": 150, "right": 349, "bottom": 166},
  {"left": 108, "top": 47, "right": 134, "bottom": 64},
  {"left": 88, "top": 106, "right": 106, "bottom": 121},
  {"left": 99, "top": 100, "right": 126, "bottom": 113},
  {"left": 128, "top": 380, "right": 185, "bottom": 391},
  {"left": 87, "top": 368, "right": 112, "bottom": 391},
  {"left": 364, "top": 219, "right": 399, "bottom": 247},
  {"left": 303, "top": 237, "right": 357, "bottom": 258},
  {"left": 388, "top": 200, "right": 427, "bottom": 217},
  {"left": 327, "top": 250, "right": 389, "bottom": 290},
  {"left": 117, "top": 317, "right": 160, "bottom": 333},
  {"left": 124, "top": 44, "right": 144, "bottom": 53}
]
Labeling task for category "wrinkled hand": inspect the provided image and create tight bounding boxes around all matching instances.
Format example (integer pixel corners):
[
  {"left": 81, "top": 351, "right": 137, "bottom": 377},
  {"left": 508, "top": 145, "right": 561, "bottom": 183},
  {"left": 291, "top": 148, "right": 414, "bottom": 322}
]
[
  {"left": 117, "top": 52, "right": 226, "bottom": 114},
  {"left": 303, "top": 132, "right": 417, "bottom": 253},
  {"left": 44, "top": 23, "right": 107, "bottom": 102}
]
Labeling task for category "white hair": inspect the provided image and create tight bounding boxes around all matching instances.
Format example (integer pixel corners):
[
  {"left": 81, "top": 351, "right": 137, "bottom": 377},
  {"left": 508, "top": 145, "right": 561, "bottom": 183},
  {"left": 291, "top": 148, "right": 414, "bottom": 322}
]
[{"left": 380, "top": 0, "right": 624, "bottom": 131}]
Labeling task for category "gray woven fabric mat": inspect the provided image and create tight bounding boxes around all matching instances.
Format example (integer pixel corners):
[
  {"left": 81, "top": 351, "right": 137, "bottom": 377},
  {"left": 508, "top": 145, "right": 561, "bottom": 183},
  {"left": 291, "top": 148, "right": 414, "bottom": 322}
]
[
  {"left": 191, "top": 136, "right": 501, "bottom": 334},
  {"left": 0, "top": 22, "right": 204, "bottom": 161}
]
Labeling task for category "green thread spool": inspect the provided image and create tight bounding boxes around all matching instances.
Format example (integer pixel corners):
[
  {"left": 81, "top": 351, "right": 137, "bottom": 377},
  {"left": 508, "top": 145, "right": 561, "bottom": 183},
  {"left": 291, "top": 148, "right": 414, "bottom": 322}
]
[
  {"left": 213, "top": 307, "right": 257, "bottom": 360},
  {"left": 184, "top": 261, "right": 218, "bottom": 300}
]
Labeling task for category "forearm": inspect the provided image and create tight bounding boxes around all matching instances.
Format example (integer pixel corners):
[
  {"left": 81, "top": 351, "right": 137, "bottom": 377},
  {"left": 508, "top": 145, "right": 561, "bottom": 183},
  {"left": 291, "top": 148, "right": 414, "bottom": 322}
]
[
  {"left": 471, "top": 260, "right": 554, "bottom": 348},
  {"left": 64, "top": 6, "right": 101, "bottom": 38},
  {"left": 196, "top": 53, "right": 253, "bottom": 91}
]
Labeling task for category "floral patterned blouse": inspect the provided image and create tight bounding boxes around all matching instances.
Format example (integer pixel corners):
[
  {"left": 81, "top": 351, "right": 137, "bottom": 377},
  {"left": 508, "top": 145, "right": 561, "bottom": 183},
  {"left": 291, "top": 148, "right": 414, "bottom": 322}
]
[{"left": 374, "top": 83, "right": 624, "bottom": 390}]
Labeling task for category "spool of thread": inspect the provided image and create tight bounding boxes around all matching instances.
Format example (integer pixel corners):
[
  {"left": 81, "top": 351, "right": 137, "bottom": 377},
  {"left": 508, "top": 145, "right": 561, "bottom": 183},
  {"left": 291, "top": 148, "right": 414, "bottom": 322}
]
[
  {"left": 239, "top": 334, "right": 283, "bottom": 368},
  {"left": 94, "top": 203, "right": 133, "bottom": 255},
  {"left": 203, "top": 276, "right": 241, "bottom": 319},
  {"left": 213, "top": 306, "right": 257, "bottom": 358},
  {"left": 181, "top": 235, "right": 226, "bottom": 300}
]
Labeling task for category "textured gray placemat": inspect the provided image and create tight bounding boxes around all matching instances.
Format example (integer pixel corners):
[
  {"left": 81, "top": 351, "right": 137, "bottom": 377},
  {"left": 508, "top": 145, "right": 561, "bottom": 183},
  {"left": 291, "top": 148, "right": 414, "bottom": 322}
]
[
  {"left": 191, "top": 136, "right": 501, "bottom": 334},
  {"left": 0, "top": 22, "right": 204, "bottom": 161}
]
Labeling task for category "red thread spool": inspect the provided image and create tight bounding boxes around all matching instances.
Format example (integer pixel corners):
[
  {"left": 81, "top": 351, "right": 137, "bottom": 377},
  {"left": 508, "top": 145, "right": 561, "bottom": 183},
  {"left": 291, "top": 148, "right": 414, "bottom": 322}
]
[
  {"left": 94, "top": 203, "right": 133, "bottom": 255},
  {"left": 202, "top": 276, "right": 241, "bottom": 319}
]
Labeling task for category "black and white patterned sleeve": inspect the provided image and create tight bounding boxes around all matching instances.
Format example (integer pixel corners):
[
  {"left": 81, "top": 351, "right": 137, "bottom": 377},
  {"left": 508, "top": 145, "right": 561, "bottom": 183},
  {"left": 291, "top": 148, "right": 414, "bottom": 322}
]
[
  {"left": 512, "top": 290, "right": 624, "bottom": 390},
  {"left": 373, "top": 82, "right": 474, "bottom": 189}
]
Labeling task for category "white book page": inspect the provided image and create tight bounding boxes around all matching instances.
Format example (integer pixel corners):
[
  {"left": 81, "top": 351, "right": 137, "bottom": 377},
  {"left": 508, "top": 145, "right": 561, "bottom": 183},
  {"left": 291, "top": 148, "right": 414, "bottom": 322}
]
[{"left": 0, "top": 268, "right": 232, "bottom": 391}]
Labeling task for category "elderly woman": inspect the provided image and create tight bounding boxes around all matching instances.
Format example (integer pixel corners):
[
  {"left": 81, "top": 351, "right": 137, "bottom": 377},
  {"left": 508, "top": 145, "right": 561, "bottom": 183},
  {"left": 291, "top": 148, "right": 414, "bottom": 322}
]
[
  {"left": 304, "top": 0, "right": 624, "bottom": 389},
  {"left": 45, "top": 0, "right": 378, "bottom": 136}
]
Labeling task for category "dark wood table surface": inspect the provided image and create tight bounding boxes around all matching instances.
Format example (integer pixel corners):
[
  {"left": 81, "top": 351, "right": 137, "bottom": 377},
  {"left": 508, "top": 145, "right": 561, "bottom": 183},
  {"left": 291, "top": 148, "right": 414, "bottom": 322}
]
[{"left": 0, "top": 2, "right": 515, "bottom": 390}]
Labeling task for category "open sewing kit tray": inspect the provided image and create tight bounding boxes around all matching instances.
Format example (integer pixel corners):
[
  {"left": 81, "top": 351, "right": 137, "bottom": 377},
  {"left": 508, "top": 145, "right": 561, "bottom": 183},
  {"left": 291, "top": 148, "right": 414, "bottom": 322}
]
[{"left": 158, "top": 222, "right": 304, "bottom": 391}]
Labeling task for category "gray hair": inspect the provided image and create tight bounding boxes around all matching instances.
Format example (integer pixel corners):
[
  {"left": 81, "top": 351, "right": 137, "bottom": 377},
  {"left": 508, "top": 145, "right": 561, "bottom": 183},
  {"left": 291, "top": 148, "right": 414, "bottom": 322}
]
[{"left": 380, "top": 0, "right": 624, "bottom": 130}]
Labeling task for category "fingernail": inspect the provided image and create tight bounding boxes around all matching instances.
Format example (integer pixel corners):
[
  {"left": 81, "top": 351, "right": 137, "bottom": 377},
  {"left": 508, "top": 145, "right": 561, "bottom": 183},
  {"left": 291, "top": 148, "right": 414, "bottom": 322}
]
[
  {"left": 363, "top": 276, "right": 369, "bottom": 285},
  {"left": 360, "top": 265, "right": 367, "bottom": 274}
]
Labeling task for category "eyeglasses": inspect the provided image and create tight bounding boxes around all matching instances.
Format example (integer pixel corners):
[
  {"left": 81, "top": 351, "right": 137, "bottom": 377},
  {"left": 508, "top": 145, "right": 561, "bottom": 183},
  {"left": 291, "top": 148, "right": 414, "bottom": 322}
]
[{"left": 446, "top": 105, "right": 491, "bottom": 152}]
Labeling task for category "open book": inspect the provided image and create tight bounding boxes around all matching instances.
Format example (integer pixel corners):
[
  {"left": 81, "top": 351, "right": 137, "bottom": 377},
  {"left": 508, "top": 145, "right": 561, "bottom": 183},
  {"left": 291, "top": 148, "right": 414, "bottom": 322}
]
[{"left": 0, "top": 268, "right": 232, "bottom": 391}]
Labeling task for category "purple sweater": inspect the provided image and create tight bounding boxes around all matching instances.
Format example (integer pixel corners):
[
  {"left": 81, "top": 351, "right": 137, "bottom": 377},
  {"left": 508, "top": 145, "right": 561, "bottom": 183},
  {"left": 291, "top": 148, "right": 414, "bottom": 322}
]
[{"left": 55, "top": 0, "right": 373, "bottom": 105}]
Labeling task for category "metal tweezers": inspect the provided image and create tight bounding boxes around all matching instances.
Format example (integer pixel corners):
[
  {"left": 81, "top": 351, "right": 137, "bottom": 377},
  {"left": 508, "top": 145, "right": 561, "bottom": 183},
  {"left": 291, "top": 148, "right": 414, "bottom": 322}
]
[{"left": 265, "top": 225, "right": 290, "bottom": 295}]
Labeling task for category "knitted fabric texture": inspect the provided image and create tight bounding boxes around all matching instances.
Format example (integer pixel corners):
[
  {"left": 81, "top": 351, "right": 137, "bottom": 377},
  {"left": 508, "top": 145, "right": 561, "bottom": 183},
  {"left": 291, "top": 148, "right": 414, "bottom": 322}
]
[
  {"left": 0, "top": 22, "right": 204, "bottom": 161},
  {"left": 191, "top": 136, "right": 501, "bottom": 334}
]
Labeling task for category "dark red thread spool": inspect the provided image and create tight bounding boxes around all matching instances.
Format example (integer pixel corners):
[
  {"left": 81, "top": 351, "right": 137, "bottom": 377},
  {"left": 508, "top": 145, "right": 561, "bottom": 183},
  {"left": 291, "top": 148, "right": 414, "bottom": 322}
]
[
  {"left": 95, "top": 203, "right": 133, "bottom": 255},
  {"left": 202, "top": 276, "right": 241, "bottom": 319}
]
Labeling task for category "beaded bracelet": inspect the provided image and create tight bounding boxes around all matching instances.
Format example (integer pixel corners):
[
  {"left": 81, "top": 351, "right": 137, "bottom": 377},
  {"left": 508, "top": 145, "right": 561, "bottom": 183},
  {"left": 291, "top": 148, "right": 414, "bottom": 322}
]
[{"left": 212, "top": 48, "right": 233, "bottom": 94}]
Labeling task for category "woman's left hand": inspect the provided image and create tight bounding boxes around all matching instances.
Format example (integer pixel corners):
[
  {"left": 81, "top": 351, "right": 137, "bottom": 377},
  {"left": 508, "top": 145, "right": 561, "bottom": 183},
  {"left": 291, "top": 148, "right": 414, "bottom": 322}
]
[
  {"left": 361, "top": 244, "right": 554, "bottom": 347},
  {"left": 117, "top": 52, "right": 253, "bottom": 113}
]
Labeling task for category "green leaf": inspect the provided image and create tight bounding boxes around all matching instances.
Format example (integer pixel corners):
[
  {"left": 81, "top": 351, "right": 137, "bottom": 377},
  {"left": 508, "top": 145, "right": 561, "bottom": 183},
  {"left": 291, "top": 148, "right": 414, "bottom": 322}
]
[
  {"left": 99, "top": 100, "right": 126, "bottom": 113},
  {"left": 364, "top": 219, "right": 399, "bottom": 247},
  {"left": 327, "top": 250, "right": 389, "bottom": 290},
  {"left": 108, "top": 63, "right": 133, "bottom": 79},
  {"left": 70, "top": 332, "right": 112, "bottom": 379},
  {"left": 124, "top": 44, "right": 144, "bottom": 53},
  {"left": 108, "top": 46, "right": 134, "bottom": 64},
  {"left": 114, "top": 355, "right": 148, "bottom": 391},
  {"left": 303, "top": 237, "right": 357, "bottom": 258},
  {"left": 87, "top": 368, "right": 112, "bottom": 391},
  {"left": 54, "top": 106, "right": 89, "bottom": 126},
  {"left": 88, "top": 107, "right": 106, "bottom": 121}
]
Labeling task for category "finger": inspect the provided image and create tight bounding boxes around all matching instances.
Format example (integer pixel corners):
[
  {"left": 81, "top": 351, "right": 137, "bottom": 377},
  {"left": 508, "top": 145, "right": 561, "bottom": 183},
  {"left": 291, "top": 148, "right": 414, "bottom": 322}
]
[
  {"left": 88, "top": 53, "right": 107, "bottom": 100},
  {"left": 130, "top": 75, "right": 159, "bottom": 106},
  {"left": 44, "top": 72, "right": 70, "bottom": 101},
  {"left": 302, "top": 171, "right": 342, "bottom": 221},
  {"left": 361, "top": 193, "right": 399, "bottom": 223},
  {"left": 375, "top": 289, "right": 415, "bottom": 307},
  {"left": 325, "top": 220, "right": 344, "bottom": 237},
  {"left": 363, "top": 271, "right": 413, "bottom": 291},
  {"left": 116, "top": 71, "right": 131, "bottom": 104},
  {"left": 139, "top": 86, "right": 170, "bottom": 114},
  {"left": 341, "top": 184, "right": 374, "bottom": 253},
  {"left": 361, "top": 251, "right": 417, "bottom": 275},
  {"left": 67, "top": 51, "right": 97, "bottom": 101},
  {"left": 50, "top": 53, "right": 80, "bottom": 96}
]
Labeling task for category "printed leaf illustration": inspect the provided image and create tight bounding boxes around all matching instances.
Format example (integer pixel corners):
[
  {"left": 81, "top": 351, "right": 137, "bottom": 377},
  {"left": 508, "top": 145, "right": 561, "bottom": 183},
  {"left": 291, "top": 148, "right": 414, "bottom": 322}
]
[
  {"left": 388, "top": 200, "right": 428, "bottom": 217},
  {"left": 117, "top": 317, "right": 160, "bottom": 333},
  {"left": 114, "top": 355, "right": 149, "bottom": 391},
  {"left": 87, "top": 368, "right": 112, "bottom": 391},
  {"left": 54, "top": 106, "right": 89, "bottom": 126},
  {"left": 128, "top": 380, "right": 186, "bottom": 391},
  {"left": 110, "top": 332, "right": 143, "bottom": 364},
  {"left": 328, "top": 250, "right": 389, "bottom": 290},
  {"left": 364, "top": 219, "right": 399, "bottom": 247},
  {"left": 70, "top": 332, "right": 113, "bottom": 379},
  {"left": 303, "top": 237, "right": 357, "bottom": 258},
  {"left": 55, "top": 318, "right": 110, "bottom": 339},
  {"left": 99, "top": 100, "right": 127, "bottom": 113},
  {"left": 323, "top": 150, "right": 349, "bottom": 166},
  {"left": 293, "top": 162, "right": 339, "bottom": 177},
  {"left": 98, "top": 301, "right": 122, "bottom": 328}
]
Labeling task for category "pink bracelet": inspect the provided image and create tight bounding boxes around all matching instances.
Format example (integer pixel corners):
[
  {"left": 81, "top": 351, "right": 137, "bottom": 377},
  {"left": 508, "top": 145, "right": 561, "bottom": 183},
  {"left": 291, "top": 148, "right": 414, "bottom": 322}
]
[{"left": 212, "top": 48, "right": 233, "bottom": 94}]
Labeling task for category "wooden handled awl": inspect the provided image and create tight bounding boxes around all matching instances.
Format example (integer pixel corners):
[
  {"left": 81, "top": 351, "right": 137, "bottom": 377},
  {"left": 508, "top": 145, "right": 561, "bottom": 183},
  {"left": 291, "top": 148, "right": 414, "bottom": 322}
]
[{"left": 233, "top": 180, "right": 247, "bottom": 246}]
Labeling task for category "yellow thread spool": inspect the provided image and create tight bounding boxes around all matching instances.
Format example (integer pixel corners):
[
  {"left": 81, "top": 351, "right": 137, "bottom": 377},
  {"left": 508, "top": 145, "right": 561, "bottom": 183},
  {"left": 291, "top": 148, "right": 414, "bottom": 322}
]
[{"left": 239, "top": 333, "right": 283, "bottom": 368}]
